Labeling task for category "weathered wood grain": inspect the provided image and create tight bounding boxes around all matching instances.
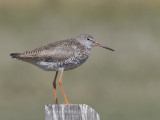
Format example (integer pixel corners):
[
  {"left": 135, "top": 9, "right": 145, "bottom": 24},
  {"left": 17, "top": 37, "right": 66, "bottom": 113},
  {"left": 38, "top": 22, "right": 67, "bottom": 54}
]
[{"left": 45, "top": 104, "right": 100, "bottom": 120}]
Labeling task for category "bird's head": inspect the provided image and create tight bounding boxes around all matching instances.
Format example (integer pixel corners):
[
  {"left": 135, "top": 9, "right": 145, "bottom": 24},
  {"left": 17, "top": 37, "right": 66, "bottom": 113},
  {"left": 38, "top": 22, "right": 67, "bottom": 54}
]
[{"left": 76, "top": 34, "right": 114, "bottom": 51}]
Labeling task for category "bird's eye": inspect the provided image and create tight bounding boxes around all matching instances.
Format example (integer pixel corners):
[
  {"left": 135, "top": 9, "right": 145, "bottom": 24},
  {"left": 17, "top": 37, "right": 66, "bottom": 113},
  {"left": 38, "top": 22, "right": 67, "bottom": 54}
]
[{"left": 87, "top": 38, "right": 91, "bottom": 41}]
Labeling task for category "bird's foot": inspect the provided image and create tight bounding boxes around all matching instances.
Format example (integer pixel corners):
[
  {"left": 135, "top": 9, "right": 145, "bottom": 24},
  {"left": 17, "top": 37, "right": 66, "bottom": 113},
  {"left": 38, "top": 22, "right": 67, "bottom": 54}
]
[{"left": 63, "top": 101, "right": 70, "bottom": 104}]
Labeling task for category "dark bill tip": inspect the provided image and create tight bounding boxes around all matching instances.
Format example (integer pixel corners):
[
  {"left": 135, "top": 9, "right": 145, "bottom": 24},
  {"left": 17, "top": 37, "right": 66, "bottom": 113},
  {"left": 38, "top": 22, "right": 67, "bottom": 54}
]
[
  {"left": 95, "top": 43, "right": 115, "bottom": 51},
  {"left": 100, "top": 45, "right": 115, "bottom": 51}
]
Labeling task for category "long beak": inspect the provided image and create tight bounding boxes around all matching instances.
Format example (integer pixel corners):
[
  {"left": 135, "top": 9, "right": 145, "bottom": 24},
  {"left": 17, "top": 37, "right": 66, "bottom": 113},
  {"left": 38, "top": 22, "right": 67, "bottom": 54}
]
[{"left": 95, "top": 43, "right": 114, "bottom": 51}]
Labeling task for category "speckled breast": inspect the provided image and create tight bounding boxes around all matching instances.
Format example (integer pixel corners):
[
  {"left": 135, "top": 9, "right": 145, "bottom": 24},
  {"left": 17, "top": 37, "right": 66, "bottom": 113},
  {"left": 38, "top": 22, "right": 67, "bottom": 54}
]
[{"left": 33, "top": 50, "right": 90, "bottom": 71}]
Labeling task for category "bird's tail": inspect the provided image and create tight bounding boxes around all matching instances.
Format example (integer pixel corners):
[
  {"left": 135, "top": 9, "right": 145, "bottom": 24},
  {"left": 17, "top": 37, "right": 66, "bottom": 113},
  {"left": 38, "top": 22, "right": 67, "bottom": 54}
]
[{"left": 10, "top": 53, "right": 21, "bottom": 59}]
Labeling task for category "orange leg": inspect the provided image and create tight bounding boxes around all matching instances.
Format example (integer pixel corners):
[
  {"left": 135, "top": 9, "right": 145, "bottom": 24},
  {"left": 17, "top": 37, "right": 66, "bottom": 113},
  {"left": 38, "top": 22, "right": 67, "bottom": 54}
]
[
  {"left": 53, "top": 71, "right": 58, "bottom": 104},
  {"left": 59, "top": 71, "right": 69, "bottom": 104}
]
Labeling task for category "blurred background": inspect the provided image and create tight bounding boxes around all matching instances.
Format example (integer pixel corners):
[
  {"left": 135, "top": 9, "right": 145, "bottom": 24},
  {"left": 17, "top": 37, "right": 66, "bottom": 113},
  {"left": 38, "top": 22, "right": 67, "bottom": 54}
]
[{"left": 1, "top": 0, "right": 160, "bottom": 120}]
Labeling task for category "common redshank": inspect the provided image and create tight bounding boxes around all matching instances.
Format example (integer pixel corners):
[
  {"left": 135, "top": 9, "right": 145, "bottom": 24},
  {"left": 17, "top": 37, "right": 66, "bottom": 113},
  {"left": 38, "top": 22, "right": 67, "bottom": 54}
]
[{"left": 10, "top": 34, "right": 114, "bottom": 104}]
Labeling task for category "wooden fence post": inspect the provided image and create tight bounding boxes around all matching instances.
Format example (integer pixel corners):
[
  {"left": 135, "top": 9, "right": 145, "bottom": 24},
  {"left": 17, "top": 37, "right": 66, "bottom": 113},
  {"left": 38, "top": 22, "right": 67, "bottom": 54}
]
[{"left": 45, "top": 104, "right": 100, "bottom": 120}]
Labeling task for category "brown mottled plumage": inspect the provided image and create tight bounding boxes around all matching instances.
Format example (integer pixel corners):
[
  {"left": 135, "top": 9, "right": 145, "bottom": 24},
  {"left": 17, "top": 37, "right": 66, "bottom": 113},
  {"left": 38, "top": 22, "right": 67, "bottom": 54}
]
[
  {"left": 10, "top": 34, "right": 114, "bottom": 104},
  {"left": 11, "top": 39, "right": 88, "bottom": 71}
]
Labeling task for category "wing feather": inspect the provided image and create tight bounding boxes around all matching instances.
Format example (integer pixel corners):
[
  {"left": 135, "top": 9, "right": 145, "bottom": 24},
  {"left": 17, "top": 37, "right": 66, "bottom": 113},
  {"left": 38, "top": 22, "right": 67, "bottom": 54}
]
[{"left": 16, "top": 39, "right": 80, "bottom": 62}]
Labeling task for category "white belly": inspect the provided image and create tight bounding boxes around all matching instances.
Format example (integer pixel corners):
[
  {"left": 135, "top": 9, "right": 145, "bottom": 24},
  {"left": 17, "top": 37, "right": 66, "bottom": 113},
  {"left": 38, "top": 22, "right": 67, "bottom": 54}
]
[{"left": 34, "top": 61, "right": 64, "bottom": 71}]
